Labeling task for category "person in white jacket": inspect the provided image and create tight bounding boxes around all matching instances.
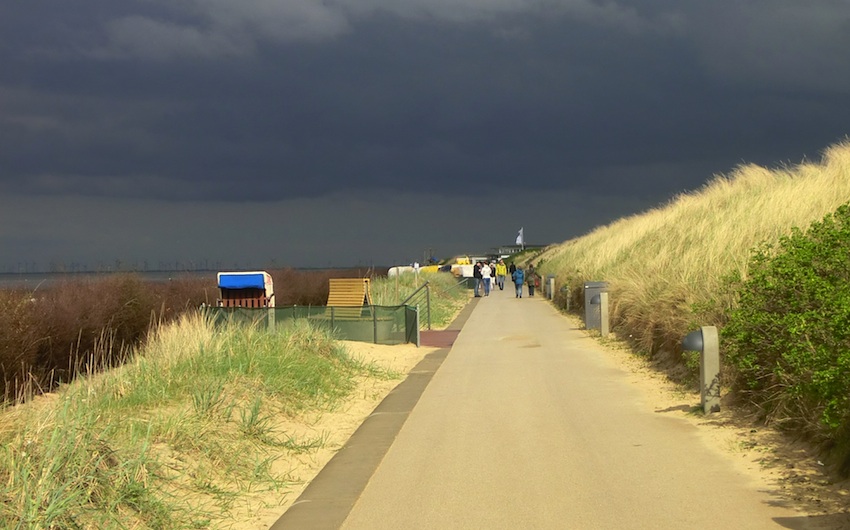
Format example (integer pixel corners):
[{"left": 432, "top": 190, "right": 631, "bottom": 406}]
[{"left": 481, "top": 262, "right": 492, "bottom": 296}]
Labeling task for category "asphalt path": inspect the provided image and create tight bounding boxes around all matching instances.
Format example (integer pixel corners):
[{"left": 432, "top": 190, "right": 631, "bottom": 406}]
[{"left": 341, "top": 284, "right": 806, "bottom": 529}]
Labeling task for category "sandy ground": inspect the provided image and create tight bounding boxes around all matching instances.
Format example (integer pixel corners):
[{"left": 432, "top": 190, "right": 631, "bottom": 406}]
[
  {"left": 227, "top": 340, "right": 441, "bottom": 529},
  {"left": 228, "top": 314, "right": 850, "bottom": 530},
  {"left": 587, "top": 317, "right": 850, "bottom": 527}
]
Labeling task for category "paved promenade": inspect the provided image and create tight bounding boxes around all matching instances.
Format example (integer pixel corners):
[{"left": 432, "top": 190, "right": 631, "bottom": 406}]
[{"left": 274, "top": 283, "right": 809, "bottom": 529}]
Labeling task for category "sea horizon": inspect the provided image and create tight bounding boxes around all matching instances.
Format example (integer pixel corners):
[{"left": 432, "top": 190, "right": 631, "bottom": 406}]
[{"left": 0, "top": 265, "right": 389, "bottom": 289}]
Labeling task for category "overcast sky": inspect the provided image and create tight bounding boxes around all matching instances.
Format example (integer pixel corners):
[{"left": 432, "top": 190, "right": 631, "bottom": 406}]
[{"left": 2, "top": 1, "right": 849, "bottom": 271}]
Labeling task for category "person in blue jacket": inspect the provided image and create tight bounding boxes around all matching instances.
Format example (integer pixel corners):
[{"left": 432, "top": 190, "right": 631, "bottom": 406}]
[{"left": 511, "top": 266, "right": 525, "bottom": 298}]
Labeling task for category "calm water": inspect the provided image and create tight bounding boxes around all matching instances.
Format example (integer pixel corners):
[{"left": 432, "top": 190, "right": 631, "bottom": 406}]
[
  {"left": 0, "top": 267, "right": 384, "bottom": 290},
  {"left": 0, "top": 270, "right": 217, "bottom": 289}
]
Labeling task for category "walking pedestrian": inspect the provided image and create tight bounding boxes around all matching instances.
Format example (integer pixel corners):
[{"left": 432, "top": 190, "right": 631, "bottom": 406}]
[
  {"left": 527, "top": 264, "right": 539, "bottom": 297},
  {"left": 481, "top": 261, "right": 492, "bottom": 296},
  {"left": 489, "top": 261, "right": 496, "bottom": 293},
  {"left": 473, "top": 261, "right": 483, "bottom": 297},
  {"left": 511, "top": 266, "right": 524, "bottom": 298},
  {"left": 495, "top": 259, "right": 507, "bottom": 290}
]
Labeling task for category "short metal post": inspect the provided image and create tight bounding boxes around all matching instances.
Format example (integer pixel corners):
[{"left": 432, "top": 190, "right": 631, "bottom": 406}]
[
  {"left": 415, "top": 306, "right": 421, "bottom": 347},
  {"left": 700, "top": 326, "right": 720, "bottom": 413},
  {"left": 426, "top": 284, "right": 432, "bottom": 330},
  {"left": 589, "top": 292, "right": 609, "bottom": 337},
  {"left": 373, "top": 307, "right": 378, "bottom": 344},
  {"left": 682, "top": 326, "right": 721, "bottom": 414},
  {"left": 599, "top": 292, "right": 609, "bottom": 338},
  {"left": 584, "top": 282, "right": 608, "bottom": 331}
]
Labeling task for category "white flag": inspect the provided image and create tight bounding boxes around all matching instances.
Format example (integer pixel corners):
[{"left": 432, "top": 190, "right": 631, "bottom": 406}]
[{"left": 516, "top": 227, "right": 524, "bottom": 246}]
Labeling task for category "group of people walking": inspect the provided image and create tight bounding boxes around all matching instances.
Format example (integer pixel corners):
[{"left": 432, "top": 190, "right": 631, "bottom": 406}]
[{"left": 473, "top": 260, "right": 540, "bottom": 299}]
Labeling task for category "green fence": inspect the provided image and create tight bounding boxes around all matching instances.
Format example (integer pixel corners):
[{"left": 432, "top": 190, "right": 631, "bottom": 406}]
[{"left": 205, "top": 305, "right": 420, "bottom": 346}]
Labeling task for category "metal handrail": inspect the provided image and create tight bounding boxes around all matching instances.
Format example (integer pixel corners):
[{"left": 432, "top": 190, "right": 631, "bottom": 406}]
[
  {"left": 442, "top": 277, "right": 469, "bottom": 294},
  {"left": 400, "top": 281, "right": 431, "bottom": 330}
]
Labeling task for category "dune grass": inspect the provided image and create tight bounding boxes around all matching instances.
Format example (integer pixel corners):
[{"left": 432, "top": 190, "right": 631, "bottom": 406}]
[
  {"left": 370, "top": 270, "right": 470, "bottom": 329},
  {"left": 0, "top": 268, "right": 384, "bottom": 402},
  {"left": 532, "top": 139, "right": 850, "bottom": 469},
  {"left": 538, "top": 139, "right": 850, "bottom": 375},
  {"left": 0, "top": 312, "right": 390, "bottom": 529}
]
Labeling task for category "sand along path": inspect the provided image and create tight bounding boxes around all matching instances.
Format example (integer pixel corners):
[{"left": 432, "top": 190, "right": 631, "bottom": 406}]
[{"left": 337, "top": 284, "right": 804, "bottom": 529}]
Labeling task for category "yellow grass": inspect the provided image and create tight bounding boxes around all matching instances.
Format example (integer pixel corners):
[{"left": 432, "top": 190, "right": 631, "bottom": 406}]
[{"left": 538, "top": 139, "right": 850, "bottom": 368}]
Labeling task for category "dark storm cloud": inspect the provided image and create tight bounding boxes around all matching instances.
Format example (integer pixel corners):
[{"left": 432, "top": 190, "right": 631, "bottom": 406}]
[
  {"left": 1, "top": 1, "right": 849, "bottom": 268},
  {"left": 4, "top": 1, "right": 849, "bottom": 203}
]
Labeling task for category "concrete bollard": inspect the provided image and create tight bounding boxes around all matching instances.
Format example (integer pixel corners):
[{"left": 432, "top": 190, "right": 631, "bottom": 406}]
[
  {"left": 682, "top": 326, "right": 721, "bottom": 414},
  {"left": 584, "top": 281, "right": 608, "bottom": 330},
  {"left": 589, "top": 292, "right": 609, "bottom": 338},
  {"left": 599, "top": 292, "right": 609, "bottom": 337}
]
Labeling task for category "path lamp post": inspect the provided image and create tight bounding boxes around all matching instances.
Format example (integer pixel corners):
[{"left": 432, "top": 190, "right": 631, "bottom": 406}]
[
  {"left": 682, "top": 326, "right": 721, "bottom": 414},
  {"left": 589, "top": 293, "right": 609, "bottom": 338}
]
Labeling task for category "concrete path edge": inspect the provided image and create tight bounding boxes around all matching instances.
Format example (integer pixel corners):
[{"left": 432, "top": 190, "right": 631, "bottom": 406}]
[{"left": 269, "top": 297, "right": 478, "bottom": 530}]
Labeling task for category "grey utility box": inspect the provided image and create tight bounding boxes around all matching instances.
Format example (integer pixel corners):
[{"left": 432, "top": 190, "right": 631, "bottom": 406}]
[{"left": 584, "top": 281, "right": 608, "bottom": 330}]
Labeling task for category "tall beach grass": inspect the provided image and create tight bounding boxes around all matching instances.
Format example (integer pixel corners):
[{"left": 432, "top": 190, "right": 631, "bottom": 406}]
[
  {"left": 371, "top": 271, "right": 470, "bottom": 329},
  {"left": 0, "top": 312, "right": 386, "bottom": 529},
  {"left": 538, "top": 139, "right": 850, "bottom": 375}
]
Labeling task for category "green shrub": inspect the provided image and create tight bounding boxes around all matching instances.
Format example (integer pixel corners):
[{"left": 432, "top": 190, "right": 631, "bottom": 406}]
[{"left": 722, "top": 203, "right": 850, "bottom": 448}]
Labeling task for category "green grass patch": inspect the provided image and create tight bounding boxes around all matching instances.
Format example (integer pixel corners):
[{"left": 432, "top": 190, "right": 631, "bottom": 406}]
[
  {"left": 371, "top": 271, "right": 469, "bottom": 329},
  {"left": 0, "top": 312, "right": 380, "bottom": 528}
]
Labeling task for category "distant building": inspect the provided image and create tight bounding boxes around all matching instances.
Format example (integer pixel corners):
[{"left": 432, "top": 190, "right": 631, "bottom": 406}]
[
  {"left": 457, "top": 243, "right": 548, "bottom": 266},
  {"left": 494, "top": 244, "right": 545, "bottom": 257}
]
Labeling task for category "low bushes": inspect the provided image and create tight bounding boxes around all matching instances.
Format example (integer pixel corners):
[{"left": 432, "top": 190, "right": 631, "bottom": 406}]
[
  {"left": 536, "top": 140, "right": 850, "bottom": 472},
  {"left": 0, "top": 268, "right": 383, "bottom": 400},
  {"left": 0, "top": 274, "right": 210, "bottom": 400},
  {"left": 269, "top": 267, "right": 382, "bottom": 306},
  {"left": 723, "top": 203, "right": 850, "bottom": 468}
]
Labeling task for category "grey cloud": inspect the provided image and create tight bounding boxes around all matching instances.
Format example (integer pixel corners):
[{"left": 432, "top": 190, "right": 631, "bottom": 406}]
[
  {"left": 0, "top": 189, "right": 653, "bottom": 270},
  {"left": 2, "top": 0, "right": 849, "bottom": 270},
  {"left": 688, "top": 2, "right": 850, "bottom": 92},
  {"left": 100, "top": 16, "right": 252, "bottom": 60},
  {"left": 339, "top": 0, "right": 535, "bottom": 23},
  {"left": 2, "top": 2, "right": 848, "bottom": 203},
  {"left": 96, "top": 0, "right": 352, "bottom": 60},
  {"left": 204, "top": 0, "right": 351, "bottom": 42},
  {"left": 339, "top": 0, "right": 676, "bottom": 33},
  {"left": 79, "top": 0, "right": 683, "bottom": 61},
  {"left": 553, "top": 0, "right": 680, "bottom": 35}
]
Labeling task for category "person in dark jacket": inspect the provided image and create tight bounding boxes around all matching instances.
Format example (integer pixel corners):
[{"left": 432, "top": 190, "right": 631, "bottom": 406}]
[
  {"left": 527, "top": 264, "right": 540, "bottom": 297},
  {"left": 473, "top": 261, "right": 483, "bottom": 297},
  {"left": 511, "top": 266, "right": 525, "bottom": 298}
]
